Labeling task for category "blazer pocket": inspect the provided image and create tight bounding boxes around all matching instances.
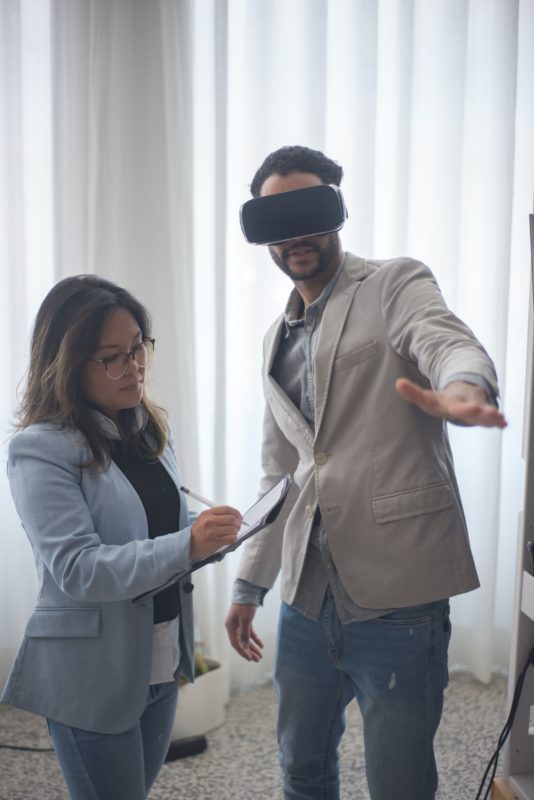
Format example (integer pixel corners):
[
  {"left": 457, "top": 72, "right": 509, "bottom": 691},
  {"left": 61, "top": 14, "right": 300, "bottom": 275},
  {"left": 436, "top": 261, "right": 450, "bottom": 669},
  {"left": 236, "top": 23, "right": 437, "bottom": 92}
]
[
  {"left": 372, "top": 483, "right": 454, "bottom": 524},
  {"left": 26, "top": 608, "right": 101, "bottom": 639},
  {"left": 333, "top": 341, "right": 378, "bottom": 372}
]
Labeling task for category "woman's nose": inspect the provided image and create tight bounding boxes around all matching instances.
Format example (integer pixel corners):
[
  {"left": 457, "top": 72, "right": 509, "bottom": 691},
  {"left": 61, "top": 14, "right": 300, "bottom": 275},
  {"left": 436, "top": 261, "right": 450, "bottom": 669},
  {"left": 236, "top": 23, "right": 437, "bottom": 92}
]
[{"left": 125, "top": 355, "right": 141, "bottom": 375}]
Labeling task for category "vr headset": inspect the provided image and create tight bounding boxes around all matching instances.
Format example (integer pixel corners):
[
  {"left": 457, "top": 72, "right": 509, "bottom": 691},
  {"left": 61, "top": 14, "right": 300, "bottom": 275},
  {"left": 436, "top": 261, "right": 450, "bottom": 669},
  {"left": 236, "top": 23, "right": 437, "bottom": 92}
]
[{"left": 239, "top": 184, "right": 348, "bottom": 246}]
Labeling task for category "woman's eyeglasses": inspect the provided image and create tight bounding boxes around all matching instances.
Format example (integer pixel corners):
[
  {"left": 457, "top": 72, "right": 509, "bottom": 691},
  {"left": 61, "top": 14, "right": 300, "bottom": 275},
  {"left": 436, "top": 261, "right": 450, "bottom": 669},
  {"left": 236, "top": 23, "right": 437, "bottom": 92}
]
[{"left": 89, "top": 338, "right": 155, "bottom": 381}]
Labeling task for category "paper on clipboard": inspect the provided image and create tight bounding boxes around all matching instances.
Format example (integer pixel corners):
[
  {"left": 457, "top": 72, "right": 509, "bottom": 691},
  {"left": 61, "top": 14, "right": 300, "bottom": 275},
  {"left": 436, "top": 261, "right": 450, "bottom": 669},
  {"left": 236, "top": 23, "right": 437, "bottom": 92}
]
[
  {"left": 204, "top": 472, "right": 292, "bottom": 559},
  {"left": 132, "top": 473, "right": 291, "bottom": 605}
]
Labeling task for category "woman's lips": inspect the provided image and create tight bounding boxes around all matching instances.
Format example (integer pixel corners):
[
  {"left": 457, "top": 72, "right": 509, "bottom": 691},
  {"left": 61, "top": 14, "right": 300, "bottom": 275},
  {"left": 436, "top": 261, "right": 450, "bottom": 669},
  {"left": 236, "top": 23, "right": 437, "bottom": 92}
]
[{"left": 120, "top": 380, "right": 143, "bottom": 392}]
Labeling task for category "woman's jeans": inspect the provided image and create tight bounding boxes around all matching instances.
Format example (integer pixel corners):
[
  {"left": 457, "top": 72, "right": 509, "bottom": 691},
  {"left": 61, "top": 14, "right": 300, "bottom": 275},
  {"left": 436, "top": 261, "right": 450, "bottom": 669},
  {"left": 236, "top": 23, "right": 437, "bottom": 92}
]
[
  {"left": 274, "top": 595, "right": 451, "bottom": 800},
  {"left": 47, "top": 679, "right": 179, "bottom": 800}
]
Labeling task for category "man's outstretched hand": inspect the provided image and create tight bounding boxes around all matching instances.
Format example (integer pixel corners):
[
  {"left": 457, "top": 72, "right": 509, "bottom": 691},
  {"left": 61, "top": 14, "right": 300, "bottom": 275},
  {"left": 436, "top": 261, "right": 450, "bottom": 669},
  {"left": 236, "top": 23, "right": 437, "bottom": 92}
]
[{"left": 395, "top": 378, "right": 507, "bottom": 429}]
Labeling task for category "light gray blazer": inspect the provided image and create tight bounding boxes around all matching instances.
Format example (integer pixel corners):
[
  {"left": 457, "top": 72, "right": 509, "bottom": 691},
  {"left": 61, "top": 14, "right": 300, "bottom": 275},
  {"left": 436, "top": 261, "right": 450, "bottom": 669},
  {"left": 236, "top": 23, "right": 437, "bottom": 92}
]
[
  {"left": 2, "top": 424, "right": 196, "bottom": 734},
  {"left": 237, "top": 254, "right": 500, "bottom": 609}
]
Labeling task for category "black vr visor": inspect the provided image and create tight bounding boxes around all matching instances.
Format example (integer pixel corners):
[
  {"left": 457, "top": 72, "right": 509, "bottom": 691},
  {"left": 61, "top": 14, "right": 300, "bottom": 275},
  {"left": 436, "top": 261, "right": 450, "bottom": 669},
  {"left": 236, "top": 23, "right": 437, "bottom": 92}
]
[{"left": 239, "top": 184, "right": 348, "bottom": 246}]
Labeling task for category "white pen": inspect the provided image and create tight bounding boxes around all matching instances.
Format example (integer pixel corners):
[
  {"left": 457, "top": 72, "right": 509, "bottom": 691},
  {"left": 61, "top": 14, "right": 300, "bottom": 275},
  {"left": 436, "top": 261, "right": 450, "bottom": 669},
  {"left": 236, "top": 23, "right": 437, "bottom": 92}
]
[
  {"left": 180, "top": 485, "right": 217, "bottom": 508},
  {"left": 180, "top": 486, "right": 249, "bottom": 525}
]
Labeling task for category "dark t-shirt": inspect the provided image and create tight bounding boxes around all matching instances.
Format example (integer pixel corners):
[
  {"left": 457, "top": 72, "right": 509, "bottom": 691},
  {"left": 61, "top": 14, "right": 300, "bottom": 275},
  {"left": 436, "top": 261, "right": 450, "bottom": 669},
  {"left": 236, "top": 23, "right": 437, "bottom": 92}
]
[{"left": 110, "top": 440, "right": 181, "bottom": 623}]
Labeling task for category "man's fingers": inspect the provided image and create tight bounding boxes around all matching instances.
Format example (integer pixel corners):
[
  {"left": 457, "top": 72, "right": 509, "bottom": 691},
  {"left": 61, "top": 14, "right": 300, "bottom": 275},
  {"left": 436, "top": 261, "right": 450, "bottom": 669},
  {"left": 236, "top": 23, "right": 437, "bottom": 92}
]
[
  {"left": 224, "top": 604, "right": 261, "bottom": 662},
  {"left": 395, "top": 377, "right": 507, "bottom": 428},
  {"left": 395, "top": 378, "right": 442, "bottom": 416},
  {"left": 237, "top": 631, "right": 263, "bottom": 663},
  {"left": 453, "top": 404, "right": 507, "bottom": 428},
  {"left": 242, "top": 641, "right": 263, "bottom": 662},
  {"left": 232, "top": 631, "right": 258, "bottom": 662},
  {"left": 249, "top": 629, "right": 264, "bottom": 649},
  {"left": 395, "top": 377, "right": 425, "bottom": 402},
  {"left": 232, "top": 637, "right": 250, "bottom": 659}
]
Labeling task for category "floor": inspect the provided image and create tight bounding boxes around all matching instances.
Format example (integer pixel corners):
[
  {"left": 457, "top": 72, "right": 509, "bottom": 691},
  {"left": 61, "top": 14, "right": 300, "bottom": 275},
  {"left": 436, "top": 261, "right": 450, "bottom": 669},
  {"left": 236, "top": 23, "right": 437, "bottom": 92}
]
[{"left": 0, "top": 670, "right": 508, "bottom": 799}]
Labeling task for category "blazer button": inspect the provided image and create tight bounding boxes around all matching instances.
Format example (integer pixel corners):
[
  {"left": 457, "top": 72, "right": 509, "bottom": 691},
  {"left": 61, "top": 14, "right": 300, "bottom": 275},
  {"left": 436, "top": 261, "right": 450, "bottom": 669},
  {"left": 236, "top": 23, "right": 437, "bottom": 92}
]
[
  {"left": 315, "top": 452, "right": 327, "bottom": 465},
  {"left": 183, "top": 582, "right": 194, "bottom": 593}
]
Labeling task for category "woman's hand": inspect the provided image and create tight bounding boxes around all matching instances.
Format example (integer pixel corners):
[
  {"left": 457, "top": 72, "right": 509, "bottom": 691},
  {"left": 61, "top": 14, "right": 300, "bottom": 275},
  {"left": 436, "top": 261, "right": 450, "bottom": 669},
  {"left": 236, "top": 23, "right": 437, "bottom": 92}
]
[{"left": 189, "top": 506, "right": 242, "bottom": 561}]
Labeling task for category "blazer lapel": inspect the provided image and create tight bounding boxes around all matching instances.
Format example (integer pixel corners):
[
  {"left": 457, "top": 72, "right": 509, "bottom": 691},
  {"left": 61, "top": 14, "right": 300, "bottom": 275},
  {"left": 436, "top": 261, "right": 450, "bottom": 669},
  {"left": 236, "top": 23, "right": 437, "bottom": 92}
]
[
  {"left": 314, "top": 258, "right": 367, "bottom": 437},
  {"left": 159, "top": 447, "right": 191, "bottom": 530}
]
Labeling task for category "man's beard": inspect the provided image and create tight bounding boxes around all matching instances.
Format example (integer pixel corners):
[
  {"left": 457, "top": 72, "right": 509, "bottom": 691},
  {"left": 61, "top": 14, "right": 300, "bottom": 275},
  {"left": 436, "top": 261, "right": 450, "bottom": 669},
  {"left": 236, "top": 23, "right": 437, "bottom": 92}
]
[{"left": 268, "top": 233, "right": 340, "bottom": 281}]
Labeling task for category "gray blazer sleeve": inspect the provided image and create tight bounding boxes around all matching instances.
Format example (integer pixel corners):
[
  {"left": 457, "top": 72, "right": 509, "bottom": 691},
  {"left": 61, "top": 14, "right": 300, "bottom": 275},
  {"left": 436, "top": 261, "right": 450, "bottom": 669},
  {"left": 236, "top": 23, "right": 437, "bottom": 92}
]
[
  {"left": 8, "top": 425, "right": 193, "bottom": 603},
  {"left": 236, "top": 400, "right": 300, "bottom": 589}
]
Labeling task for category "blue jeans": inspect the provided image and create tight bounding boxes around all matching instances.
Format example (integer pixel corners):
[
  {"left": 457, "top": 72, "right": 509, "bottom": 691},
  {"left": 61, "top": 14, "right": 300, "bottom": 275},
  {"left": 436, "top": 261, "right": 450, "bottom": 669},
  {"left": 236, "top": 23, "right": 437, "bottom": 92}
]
[
  {"left": 47, "top": 679, "right": 179, "bottom": 800},
  {"left": 274, "top": 595, "right": 451, "bottom": 800}
]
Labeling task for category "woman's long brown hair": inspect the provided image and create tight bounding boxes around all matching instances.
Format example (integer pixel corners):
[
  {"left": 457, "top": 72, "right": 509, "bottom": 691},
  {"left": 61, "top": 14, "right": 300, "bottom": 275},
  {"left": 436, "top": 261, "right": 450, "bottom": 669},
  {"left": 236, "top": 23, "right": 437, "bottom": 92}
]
[{"left": 17, "top": 274, "right": 168, "bottom": 469}]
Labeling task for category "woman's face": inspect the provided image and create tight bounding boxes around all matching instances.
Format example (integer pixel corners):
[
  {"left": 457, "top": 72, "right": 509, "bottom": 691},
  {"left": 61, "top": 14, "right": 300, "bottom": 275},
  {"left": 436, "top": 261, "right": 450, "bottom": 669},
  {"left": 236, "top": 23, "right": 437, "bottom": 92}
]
[{"left": 81, "top": 307, "right": 146, "bottom": 418}]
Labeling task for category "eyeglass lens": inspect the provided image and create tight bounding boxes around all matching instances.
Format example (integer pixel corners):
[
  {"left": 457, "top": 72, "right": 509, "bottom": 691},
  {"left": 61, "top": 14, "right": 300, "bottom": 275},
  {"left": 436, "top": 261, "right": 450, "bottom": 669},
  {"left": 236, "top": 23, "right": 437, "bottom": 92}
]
[{"left": 105, "top": 342, "right": 149, "bottom": 379}]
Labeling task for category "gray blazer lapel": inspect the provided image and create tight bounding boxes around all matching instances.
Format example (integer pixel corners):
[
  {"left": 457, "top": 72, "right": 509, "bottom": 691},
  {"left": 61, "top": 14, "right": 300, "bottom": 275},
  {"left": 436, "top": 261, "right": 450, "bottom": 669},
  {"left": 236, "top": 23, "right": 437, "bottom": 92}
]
[{"left": 314, "top": 259, "right": 367, "bottom": 436}]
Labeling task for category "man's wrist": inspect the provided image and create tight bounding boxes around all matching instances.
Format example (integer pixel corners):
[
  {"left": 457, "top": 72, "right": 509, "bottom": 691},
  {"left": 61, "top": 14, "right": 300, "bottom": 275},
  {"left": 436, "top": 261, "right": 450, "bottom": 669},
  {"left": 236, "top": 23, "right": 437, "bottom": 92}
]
[
  {"left": 232, "top": 578, "right": 268, "bottom": 606},
  {"left": 444, "top": 373, "right": 498, "bottom": 406}
]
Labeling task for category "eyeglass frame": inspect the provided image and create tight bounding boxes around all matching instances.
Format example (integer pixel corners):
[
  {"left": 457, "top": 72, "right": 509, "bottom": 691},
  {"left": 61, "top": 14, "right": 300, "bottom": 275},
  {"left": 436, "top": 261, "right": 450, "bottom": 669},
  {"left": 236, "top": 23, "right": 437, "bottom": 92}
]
[{"left": 87, "top": 337, "right": 155, "bottom": 381}]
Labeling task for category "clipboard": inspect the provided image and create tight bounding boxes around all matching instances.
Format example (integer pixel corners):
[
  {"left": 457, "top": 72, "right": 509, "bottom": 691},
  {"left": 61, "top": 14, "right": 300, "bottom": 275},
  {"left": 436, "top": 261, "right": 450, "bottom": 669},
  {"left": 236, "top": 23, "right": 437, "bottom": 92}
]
[{"left": 132, "top": 473, "right": 292, "bottom": 605}]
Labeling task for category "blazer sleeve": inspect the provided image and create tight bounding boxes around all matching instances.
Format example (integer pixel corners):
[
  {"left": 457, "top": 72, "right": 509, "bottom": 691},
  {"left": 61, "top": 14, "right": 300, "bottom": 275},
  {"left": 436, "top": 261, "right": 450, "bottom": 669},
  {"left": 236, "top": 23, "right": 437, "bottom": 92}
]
[
  {"left": 7, "top": 426, "right": 193, "bottom": 603},
  {"left": 236, "top": 400, "right": 300, "bottom": 590},
  {"left": 380, "top": 258, "right": 500, "bottom": 396}
]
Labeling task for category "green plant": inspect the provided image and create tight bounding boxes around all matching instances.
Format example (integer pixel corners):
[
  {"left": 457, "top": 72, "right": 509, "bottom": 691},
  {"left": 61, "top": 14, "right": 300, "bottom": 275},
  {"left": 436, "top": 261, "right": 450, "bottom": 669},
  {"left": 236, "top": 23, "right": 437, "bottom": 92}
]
[
  {"left": 194, "top": 650, "right": 210, "bottom": 676},
  {"left": 178, "top": 643, "right": 213, "bottom": 685}
]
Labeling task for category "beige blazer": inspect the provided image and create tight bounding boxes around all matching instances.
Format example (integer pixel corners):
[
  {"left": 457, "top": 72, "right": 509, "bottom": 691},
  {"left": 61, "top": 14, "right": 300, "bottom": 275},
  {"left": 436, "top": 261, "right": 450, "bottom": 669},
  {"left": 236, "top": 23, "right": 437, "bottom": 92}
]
[{"left": 237, "top": 253, "right": 499, "bottom": 609}]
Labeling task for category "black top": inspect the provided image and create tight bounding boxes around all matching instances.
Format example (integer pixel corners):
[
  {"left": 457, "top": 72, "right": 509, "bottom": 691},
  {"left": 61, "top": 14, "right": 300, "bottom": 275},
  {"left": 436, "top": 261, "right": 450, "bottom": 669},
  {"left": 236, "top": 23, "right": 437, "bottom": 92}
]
[{"left": 110, "top": 440, "right": 181, "bottom": 624}]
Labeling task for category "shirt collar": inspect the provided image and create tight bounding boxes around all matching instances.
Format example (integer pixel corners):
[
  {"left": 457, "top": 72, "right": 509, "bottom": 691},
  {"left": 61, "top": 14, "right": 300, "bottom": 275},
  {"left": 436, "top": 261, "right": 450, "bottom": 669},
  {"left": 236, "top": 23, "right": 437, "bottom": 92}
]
[
  {"left": 282, "top": 252, "right": 347, "bottom": 328},
  {"left": 89, "top": 405, "right": 149, "bottom": 440}
]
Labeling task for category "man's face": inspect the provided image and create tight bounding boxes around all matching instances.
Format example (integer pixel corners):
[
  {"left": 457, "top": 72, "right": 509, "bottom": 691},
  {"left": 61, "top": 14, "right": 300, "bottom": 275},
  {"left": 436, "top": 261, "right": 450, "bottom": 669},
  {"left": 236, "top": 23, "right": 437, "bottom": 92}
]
[{"left": 260, "top": 172, "right": 341, "bottom": 282}]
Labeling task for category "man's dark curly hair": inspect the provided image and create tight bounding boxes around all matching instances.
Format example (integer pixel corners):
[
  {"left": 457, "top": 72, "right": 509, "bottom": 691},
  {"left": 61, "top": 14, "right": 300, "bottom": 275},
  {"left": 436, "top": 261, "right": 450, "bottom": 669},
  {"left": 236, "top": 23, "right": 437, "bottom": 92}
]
[{"left": 250, "top": 145, "right": 343, "bottom": 197}]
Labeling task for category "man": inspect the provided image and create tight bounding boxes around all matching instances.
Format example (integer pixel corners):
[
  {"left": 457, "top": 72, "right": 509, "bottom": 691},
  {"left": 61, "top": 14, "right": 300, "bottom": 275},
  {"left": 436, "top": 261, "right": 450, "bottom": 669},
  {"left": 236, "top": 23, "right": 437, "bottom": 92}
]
[{"left": 225, "top": 145, "right": 506, "bottom": 800}]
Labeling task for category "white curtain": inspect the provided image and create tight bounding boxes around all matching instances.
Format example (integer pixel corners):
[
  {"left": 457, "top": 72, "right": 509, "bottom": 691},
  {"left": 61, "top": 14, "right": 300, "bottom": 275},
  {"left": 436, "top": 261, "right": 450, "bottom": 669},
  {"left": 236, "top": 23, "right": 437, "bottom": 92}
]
[
  {"left": 1, "top": 0, "right": 533, "bottom": 693},
  {"left": 0, "top": 0, "right": 54, "bottom": 684}
]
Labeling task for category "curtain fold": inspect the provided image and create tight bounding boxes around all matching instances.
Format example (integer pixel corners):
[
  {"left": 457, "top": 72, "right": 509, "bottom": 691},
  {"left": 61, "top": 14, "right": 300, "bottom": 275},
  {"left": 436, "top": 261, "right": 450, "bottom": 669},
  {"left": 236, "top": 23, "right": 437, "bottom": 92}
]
[
  {"left": 2, "top": 0, "right": 533, "bottom": 692},
  {"left": 0, "top": 0, "right": 53, "bottom": 684},
  {"left": 52, "top": 0, "right": 199, "bottom": 474}
]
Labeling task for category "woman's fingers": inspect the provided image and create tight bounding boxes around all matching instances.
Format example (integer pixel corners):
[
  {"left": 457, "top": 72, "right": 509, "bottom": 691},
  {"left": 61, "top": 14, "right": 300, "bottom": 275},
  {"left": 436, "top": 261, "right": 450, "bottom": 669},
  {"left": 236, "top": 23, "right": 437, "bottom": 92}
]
[{"left": 189, "top": 506, "right": 242, "bottom": 561}]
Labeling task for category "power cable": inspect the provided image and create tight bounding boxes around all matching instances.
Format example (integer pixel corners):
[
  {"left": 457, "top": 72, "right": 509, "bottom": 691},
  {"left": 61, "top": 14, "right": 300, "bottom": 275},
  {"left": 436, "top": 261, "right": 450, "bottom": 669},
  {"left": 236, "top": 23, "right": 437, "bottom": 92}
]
[{"left": 475, "top": 643, "right": 534, "bottom": 799}]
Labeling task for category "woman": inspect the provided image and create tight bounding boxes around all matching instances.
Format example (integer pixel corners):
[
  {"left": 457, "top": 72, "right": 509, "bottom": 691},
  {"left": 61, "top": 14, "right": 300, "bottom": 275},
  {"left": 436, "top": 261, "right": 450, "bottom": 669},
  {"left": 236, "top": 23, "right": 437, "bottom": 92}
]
[{"left": 1, "top": 275, "right": 242, "bottom": 799}]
